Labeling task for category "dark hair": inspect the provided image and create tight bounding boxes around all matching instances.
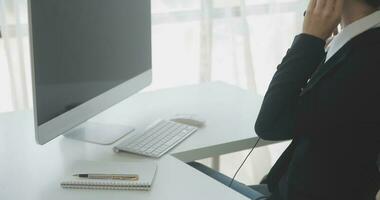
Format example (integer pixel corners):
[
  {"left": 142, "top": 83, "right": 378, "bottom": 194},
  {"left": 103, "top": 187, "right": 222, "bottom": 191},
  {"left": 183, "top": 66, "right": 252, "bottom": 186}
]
[{"left": 365, "top": 0, "right": 380, "bottom": 7}]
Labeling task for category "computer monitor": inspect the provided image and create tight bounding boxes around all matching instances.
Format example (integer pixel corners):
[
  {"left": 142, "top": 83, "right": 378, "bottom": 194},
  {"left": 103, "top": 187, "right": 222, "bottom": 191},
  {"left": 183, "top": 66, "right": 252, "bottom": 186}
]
[{"left": 28, "top": 0, "right": 152, "bottom": 145}]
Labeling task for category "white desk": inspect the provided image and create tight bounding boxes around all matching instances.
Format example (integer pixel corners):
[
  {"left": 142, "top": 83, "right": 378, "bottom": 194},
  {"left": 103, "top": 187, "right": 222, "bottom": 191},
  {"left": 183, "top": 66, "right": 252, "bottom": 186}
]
[{"left": 0, "top": 82, "right": 274, "bottom": 200}]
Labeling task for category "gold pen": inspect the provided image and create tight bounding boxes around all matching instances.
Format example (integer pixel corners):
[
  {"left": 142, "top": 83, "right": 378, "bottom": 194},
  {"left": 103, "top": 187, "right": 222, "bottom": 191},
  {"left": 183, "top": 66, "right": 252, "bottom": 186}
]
[{"left": 73, "top": 174, "right": 139, "bottom": 181}]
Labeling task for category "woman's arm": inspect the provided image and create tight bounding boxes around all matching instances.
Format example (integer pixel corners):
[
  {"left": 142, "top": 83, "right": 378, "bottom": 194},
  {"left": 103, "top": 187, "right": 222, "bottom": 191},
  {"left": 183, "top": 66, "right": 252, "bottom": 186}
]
[
  {"left": 254, "top": 35, "right": 325, "bottom": 140},
  {"left": 254, "top": 0, "right": 343, "bottom": 140}
]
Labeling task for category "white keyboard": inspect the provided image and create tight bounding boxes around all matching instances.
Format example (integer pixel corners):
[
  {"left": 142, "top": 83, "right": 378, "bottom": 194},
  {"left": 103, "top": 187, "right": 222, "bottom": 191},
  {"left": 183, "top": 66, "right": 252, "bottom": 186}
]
[{"left": 114, "top": 120, "right": 198, "bottom": 158}]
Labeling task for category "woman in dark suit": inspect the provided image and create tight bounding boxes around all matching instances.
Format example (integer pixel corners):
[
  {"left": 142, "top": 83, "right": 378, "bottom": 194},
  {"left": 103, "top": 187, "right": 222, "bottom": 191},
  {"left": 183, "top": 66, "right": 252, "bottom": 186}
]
[
  {"left": 190, "top": 0, "right": 380, "bottom": 199},
  {"left": 255, "top": 0, "right": 380, "bottom": 199}
]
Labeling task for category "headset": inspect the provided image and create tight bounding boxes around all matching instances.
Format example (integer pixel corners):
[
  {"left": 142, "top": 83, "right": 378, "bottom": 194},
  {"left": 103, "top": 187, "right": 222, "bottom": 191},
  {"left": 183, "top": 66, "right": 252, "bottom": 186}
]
[{"left": 228, "top": 137, "right": 270, "bottom": 200}]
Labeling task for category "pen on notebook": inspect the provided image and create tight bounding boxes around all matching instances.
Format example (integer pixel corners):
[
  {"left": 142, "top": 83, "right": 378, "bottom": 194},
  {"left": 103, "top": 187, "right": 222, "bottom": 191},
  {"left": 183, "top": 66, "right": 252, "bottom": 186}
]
[{"left": 73, "top": 174, "right": 139, "bottom": 181}]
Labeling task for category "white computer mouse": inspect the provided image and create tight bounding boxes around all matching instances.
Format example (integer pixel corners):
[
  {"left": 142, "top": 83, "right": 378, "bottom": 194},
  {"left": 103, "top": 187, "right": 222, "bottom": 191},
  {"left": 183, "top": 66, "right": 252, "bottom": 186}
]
[{"left": 170, "top": 114, "right": 206, "bottom": 128}]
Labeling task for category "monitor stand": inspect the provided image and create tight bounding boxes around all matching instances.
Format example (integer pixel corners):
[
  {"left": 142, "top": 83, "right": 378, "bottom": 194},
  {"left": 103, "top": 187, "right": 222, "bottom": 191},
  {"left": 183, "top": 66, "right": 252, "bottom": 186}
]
[{"left": 64, "top": 122, "right": 134, "bottom": 145}]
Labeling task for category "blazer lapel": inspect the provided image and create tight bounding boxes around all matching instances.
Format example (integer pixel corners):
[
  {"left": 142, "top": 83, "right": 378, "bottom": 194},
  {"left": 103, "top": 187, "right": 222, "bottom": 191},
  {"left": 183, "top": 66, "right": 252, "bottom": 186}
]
[{"left": 299, "top": 44, "right": 352, "bottom": 96}]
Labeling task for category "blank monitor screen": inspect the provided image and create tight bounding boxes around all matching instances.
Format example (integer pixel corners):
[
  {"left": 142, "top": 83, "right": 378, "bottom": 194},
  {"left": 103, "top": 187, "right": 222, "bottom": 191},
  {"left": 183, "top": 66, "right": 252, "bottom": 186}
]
[{"left": 30, "top": 0, "right": 151, "bottom": 125}]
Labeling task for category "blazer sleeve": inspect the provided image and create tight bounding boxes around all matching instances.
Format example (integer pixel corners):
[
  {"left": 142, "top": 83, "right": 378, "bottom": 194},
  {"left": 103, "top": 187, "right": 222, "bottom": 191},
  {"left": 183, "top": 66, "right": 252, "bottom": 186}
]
[{"left": 255, "top": 34, "right": 326, "bottom": 141}]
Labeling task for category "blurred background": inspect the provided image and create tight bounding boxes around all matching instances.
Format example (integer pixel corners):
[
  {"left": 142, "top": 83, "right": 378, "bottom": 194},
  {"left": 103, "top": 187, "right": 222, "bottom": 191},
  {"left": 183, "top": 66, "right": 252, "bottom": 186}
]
[{"left": 0, "top": 0, "right": 306, "bottom": 185}]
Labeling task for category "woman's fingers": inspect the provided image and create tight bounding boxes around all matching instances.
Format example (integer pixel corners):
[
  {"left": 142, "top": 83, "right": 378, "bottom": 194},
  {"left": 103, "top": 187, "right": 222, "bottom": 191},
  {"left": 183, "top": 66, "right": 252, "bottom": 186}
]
[
  {"left": 302, "top": 0, "right": 343, "bottom": 40},
  {"left": 309, "top": 0, "right": 343, "bottom": 15},
  {"left": 316, "top": 0, "right": 327, "bottom": 11},
  {"left": 307, "top": 0, "right": 317, "bottom": 13},
  {"left": 325, "top": 0, "right": 336, "bottom": 13}
]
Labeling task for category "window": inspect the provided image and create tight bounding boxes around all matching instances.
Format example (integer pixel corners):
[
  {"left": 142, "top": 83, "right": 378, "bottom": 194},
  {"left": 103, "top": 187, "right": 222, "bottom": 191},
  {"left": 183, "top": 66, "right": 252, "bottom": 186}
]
[{"left": 148, "top": 0, "right": 305, "bottom": 94}]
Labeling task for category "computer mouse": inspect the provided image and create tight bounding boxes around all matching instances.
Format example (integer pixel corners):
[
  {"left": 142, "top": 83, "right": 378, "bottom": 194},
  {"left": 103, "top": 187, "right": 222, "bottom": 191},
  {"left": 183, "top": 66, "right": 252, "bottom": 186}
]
[{"left": 170, "top": 115, "right": 206, "bottom": 128}]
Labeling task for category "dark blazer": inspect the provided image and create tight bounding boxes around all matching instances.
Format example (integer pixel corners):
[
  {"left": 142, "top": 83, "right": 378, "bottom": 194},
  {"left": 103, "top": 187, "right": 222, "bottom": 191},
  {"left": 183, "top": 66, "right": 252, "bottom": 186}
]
[{"left": 255, "top": 28, "right": 380, "bottom": 200}]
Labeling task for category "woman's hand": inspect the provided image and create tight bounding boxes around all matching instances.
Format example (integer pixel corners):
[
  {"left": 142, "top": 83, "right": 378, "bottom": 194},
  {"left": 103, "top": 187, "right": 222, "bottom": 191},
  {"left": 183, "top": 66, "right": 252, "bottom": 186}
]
[{"left": 303, "top": 0, "right": 344, "bottom": 40}]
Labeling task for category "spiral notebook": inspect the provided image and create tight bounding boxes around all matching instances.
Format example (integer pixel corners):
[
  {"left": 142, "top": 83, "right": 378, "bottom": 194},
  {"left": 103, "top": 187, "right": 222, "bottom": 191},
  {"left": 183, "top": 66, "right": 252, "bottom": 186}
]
[{"left": 61, "top": 161, "right": 157, "bottom": 190}]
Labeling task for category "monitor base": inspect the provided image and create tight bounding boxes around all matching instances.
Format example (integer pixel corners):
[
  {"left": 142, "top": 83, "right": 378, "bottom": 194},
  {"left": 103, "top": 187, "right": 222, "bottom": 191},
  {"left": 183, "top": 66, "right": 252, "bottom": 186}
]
[{"left": 64, "top": 122, "right": 134, "bottom": 145}]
